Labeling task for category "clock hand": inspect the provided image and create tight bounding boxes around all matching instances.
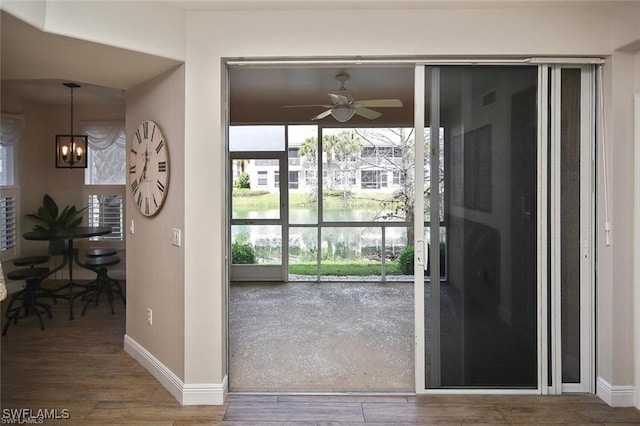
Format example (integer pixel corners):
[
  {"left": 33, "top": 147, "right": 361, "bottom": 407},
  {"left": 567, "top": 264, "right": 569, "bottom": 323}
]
[{"left": 141, "top": 146, "right": 149, "bottom": 181}]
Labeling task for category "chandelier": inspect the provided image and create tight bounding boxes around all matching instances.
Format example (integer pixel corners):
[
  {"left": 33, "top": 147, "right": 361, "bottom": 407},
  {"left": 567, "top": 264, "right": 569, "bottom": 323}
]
[{"left": 55, "top": 82, "right": 88, "bottom": 168}]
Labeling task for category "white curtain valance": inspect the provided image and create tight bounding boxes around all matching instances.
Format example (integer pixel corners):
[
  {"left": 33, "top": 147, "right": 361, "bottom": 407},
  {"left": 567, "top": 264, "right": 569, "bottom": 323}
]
[
  {"left": 81, "top": 121, "right": 126, "bottom": 151},
  {"left": 0, "top": 114, "right": 25, "bottom": 147}
]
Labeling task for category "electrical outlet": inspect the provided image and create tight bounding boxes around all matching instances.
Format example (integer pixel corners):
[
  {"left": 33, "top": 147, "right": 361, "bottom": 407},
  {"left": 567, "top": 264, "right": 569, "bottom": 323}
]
[
  {"left": 147, "top": 308, "right": 152, "bottom": 325},
  {"left": 171, "top": 228, "right": 181, "bottom": 247}
]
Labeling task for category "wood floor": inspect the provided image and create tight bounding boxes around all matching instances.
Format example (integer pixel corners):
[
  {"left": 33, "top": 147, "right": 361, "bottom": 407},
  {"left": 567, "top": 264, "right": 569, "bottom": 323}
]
[{"left": 2, "top": 281, "right": 640, "bottom": 425}]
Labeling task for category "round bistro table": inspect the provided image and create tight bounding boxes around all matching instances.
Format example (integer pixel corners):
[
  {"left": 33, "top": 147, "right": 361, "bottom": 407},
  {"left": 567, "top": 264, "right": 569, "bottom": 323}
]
[{"left": 23, "top": 226, "right": 112, "bottom": 320}]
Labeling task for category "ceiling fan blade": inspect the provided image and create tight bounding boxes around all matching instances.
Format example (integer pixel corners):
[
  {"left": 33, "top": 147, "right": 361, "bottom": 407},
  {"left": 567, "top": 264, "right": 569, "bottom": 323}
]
[
  {"left": 282, "top": 104, "right": 332, "bottom": 109},
  {"left": 327, "top": 92, "right": 351, "bottom": 106},
  {"left": 312, "top": 109, "right": 333, "bottom": 120},
  {"left": 354, "top": 107, "right": 382, "bottom": 120},
  {"left": 353, "top": 99, "right": 403, "bottom": 108}
]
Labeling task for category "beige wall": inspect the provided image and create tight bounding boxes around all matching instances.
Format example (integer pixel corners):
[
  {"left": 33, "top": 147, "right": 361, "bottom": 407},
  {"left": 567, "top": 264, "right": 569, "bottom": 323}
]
[
  {"left": 602, "top": 50, "right": 636, "bottom": 386},
  {"left": 126, "top": 66, "right": 186, "bottom": 380},
  {"left": 183, "top": 3, "right": 640, "bottom": 395}
]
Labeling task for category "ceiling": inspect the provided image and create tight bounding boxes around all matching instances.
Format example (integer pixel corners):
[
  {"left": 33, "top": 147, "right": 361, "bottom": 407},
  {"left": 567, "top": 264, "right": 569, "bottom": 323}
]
[
  {"left": 1, "top": 9, "right": 416, "bottom": 125},
  {"left": 0, "top": 11, "right": 180, "bottom": 106},
  {"left": 229, "top": 65, "right": 415, "bottom": 125}
]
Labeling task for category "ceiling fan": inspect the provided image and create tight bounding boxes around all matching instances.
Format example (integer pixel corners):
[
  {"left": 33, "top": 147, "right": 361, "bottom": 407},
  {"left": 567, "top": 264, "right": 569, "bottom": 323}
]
[{"left": 283, "top": 72, "right": 403, "bottom": 122}]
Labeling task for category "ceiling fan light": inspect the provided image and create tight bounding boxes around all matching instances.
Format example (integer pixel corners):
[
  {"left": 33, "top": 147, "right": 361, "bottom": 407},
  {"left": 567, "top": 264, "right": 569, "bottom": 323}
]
[{"left": 331, "top": 106, "right": 355, "bottom": 122}]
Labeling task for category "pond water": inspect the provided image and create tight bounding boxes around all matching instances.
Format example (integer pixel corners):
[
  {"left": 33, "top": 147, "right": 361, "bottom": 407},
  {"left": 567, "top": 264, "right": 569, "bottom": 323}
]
[{"left": 232, "top": 207, "right": 412, "bottom": 264}]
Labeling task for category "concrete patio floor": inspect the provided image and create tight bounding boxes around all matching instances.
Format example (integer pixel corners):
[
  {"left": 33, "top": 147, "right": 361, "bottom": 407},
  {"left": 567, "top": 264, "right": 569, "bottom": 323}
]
[{"left": 229, "top": 281, "right": 414, "bottom": 392}]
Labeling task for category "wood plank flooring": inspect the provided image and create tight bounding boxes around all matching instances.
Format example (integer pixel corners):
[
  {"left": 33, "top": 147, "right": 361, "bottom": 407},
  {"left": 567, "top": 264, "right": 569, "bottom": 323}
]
[{"left": 2, "top": 280, "right": 640, "bottom": 425}]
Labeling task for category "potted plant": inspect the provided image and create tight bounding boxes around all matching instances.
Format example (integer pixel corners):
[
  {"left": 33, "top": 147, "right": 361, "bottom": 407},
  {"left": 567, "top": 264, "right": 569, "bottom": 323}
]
[{"left": 26, "top": 194, "right": 86, "bottom": 254}]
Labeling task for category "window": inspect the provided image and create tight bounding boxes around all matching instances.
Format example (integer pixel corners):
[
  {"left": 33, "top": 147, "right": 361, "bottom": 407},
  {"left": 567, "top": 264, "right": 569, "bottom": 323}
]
[
  {"left": 378, "top": 147, "right": 392, "bottom": 157},
  {"left": 255, "top": 159, "right": 278, "bottom": 166},
  {"left": 87, "top": 194, "right": 123, "bottom": 241},
  {"left": 361, "top": 170, "right": 381, "bottom": 189},
  {"left": 1, "top": 115, "right": 22, "bottom": 260},
  {"left": 0, "top": 191, "right": 17, "bottom": 258},
  {"left": 289, "top": 171, "right": 299, "bottom": 189},
  {"left": 362, "top": 146, "right": 376, "bottom": 157},
  {"left": 83, "top": 121, "right": 126, "bottom": 243},
  {"left": 257, "top": 171, "right": 268, "bottom": 186},
  {"left": 274, "top": 171, "right": 280, "bottom": 188},
  {"left": 305, "top": 170, "right": 316, "bottom": 185},
  {"left": 289, "top": 148, "right": 300, "bottom": 166},
  {"left": 0, "top": 145, "right": 15, "bottom": 186},
  {"left": 1, "top": 114, "right": 21, "bottom": 186},
  {"left": 84, "top": 122, "right": 126, "bottom": 185},
  {"left": 229, "top": 125, "right": 285, "bottom": 151},
  {"left": 393, "top": 170, "right": 405, "bottom": 185}
]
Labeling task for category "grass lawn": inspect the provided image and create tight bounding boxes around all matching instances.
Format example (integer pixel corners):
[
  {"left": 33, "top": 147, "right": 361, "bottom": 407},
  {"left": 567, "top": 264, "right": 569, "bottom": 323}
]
[{"left": 289, "top": 260, "right": 404, "bottom": 276}]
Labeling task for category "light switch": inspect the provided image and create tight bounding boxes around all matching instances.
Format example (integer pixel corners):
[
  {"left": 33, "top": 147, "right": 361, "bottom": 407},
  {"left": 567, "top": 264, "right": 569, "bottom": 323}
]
[
  {"left": 171, "top": 228, "right": 181, "bottom": 247},
  {"left": 130, "top": 219, "right": 135, "bottom": 234}
]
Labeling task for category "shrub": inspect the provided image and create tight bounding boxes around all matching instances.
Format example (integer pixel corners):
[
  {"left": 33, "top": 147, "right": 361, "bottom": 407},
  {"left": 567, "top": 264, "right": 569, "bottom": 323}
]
[
  {"left": 232, "top": 241, "right": 257, "bottom": 264},
  {"left": 398, "top": 245, "right": 414, "bottom": 274},
  {"left": 396, "top": 243, "right": 447, "bottom": 276},
  {"left": 235, "top": 172, "right": 250, "bottom": 189}
]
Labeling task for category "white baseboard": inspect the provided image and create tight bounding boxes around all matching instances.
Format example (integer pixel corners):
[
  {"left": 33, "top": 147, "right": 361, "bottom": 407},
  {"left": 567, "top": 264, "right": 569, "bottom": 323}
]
[
  {"left": 124, "top": 334, "right": 227, "bottom": 405},
  {"left": 596, "top": 376, "right": 636, "bottom": 407}
]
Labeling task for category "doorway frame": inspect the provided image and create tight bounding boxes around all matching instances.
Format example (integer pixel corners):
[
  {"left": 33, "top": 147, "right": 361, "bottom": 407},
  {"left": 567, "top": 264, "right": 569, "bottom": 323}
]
[
  {"left": 224, "top": 57, "right": 599, "bottom": 395},
  {"left": 229, "top": 150, "right": 288, "bottom": 281}
]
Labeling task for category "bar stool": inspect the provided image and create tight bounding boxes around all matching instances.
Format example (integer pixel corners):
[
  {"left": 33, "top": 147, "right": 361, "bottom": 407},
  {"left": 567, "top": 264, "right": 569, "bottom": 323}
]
[
  {"left": 77, "top": 251, "right": 125, "bottom": 315},
  {"left": 3, "top": 267, "right": 52, "bottom": 335},
  {"left": 13, "top": 255, "right": 50, "bottom": 268},
  {"left": 86, "top": 248, "right": 117, "bottom": 258}
]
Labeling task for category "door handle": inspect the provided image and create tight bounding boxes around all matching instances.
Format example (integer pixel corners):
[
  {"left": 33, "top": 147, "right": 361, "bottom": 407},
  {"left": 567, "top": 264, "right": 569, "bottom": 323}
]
[{"left": 416, "top": 239, "right": 425, "bottom": 267}]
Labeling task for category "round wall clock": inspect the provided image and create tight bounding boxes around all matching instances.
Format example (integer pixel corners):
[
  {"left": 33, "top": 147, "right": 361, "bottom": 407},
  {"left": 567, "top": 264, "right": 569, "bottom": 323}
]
[{"left": 129, "top": 120, "right": 169, "bottom": 217}]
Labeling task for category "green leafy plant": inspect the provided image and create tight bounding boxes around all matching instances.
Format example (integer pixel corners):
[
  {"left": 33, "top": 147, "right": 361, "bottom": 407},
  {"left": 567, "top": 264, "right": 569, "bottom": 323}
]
[
  {"left": 26, "top": 194, "right": 85, "bottom": 231},
  {"left": 232, "top": 241, "right": 257, "bottom": 264},
  {"left": 235, "top": 172, "right": 251, "bottom": 189},
  {"left": 398, "top": 245, "right": 415, "bottom": 274}
]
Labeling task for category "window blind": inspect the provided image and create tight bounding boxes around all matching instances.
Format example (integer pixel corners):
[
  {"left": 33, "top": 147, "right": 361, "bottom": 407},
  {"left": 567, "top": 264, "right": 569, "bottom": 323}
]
[
  {"left": 0, "top": 195, "right": 17, "bottom": 252},
  {"left": 87, "top": 194, "right": 123, "bottom": 241}
]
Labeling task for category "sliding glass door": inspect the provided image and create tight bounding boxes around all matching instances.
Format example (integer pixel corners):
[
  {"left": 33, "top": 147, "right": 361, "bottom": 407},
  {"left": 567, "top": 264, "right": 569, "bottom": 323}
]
[
  {"left": 418, "top": 65, "right": 539, "bottom": 389},
  {"left": 415, "top": 63, "right": 594, "bottom": 392},
  {"left": 229, "top": 125, "right": 287, "bottom": 281},
  {"left": 551, "top": 65, "right": 596, "bottom": 393}
]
